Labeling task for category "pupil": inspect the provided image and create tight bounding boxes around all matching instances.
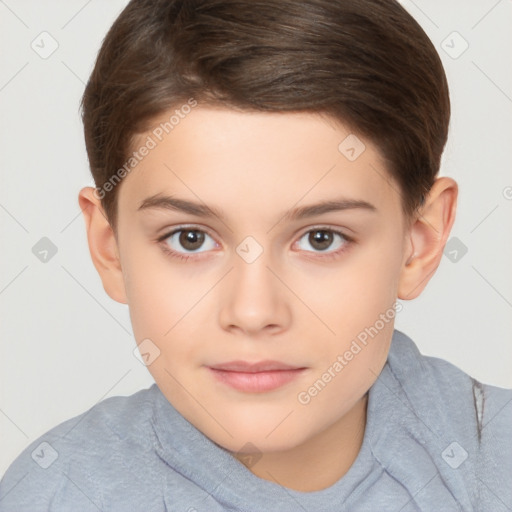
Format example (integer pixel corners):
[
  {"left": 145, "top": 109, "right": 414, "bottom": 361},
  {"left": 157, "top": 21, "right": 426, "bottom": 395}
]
[
  {"left": 180, "top": 230, "right": 204, "bottom": 251},
  {"left": 310, "top": 230, "right": 332, "bottom": 251}
]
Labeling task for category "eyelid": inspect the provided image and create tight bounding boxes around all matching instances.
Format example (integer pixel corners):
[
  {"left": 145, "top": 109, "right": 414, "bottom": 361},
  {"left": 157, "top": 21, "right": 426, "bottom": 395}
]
[
  {"left": 297, "top": 221, "right": 358, "bottom": 241},
  {"left": 156, "top": 224, "right": 219, "bottom": 244},
  {"left": 296, "top": 224, "right": 352, "bottom": 238}
]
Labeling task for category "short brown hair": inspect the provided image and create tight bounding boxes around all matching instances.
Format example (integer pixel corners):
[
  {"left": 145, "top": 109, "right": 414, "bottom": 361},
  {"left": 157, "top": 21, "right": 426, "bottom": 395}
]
[{"left": 81, "top": 0, "right": 450, "bottom": 231}]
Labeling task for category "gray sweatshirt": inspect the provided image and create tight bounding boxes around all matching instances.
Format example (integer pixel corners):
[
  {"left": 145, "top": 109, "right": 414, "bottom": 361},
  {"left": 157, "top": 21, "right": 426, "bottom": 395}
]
[{"left": 0, "top": 329, "right": 510, "bottom": 511}]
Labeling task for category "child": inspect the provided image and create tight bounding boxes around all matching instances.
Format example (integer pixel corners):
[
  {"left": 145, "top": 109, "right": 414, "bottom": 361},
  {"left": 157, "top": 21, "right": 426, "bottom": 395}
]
[{"left": 1, "top": 0, "right": 510, "bottom": 510}]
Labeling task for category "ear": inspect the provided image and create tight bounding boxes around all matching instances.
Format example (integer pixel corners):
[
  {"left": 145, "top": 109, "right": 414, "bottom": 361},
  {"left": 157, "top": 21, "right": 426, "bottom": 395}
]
[
  {"left": 78, "top": 187, "right": 128, "bottom": 304},
  {"left": 398, "top": 177, "right": 458, "bottom": 300}
]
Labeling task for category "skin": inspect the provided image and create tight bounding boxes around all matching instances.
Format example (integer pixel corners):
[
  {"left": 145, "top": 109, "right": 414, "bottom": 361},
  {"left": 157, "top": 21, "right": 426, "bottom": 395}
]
[{"left": 78, "top": 106, "right": 457, "bottom": 492}]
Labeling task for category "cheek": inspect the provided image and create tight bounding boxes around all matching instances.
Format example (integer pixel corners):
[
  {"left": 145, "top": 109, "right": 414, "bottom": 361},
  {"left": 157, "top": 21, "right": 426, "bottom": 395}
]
[
  {"left": 308, "top": 234, "right": 403, "bottom": 331},
  {"left": 121, "top": 242, "right": 212, "bottom": 371},
  {"left": 121, "top": 241, "right": 181, "bottom": 339},
  {"left": 296, "top": 231, "right": 402, "bottom": 390}
]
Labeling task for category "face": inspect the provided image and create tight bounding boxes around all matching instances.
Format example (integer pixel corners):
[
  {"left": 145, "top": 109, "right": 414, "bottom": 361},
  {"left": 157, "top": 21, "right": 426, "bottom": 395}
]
[{"left": 115, "top": 106, "right": 409, "bottom": 454}]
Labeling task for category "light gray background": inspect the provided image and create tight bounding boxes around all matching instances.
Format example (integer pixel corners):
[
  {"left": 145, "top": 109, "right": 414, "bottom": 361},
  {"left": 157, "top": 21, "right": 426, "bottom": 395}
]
[{"left": 1, "top": 0, "right": 511, "bottom": 476}]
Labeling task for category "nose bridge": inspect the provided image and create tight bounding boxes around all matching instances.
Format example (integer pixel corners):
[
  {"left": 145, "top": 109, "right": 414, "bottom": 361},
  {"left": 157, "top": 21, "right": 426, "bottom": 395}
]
[
  {"left": 232, "top": 235, "right": 278, "bottom": 302},
  {"left": 218, "top": 234, "right": 291, "bottom": 333}
]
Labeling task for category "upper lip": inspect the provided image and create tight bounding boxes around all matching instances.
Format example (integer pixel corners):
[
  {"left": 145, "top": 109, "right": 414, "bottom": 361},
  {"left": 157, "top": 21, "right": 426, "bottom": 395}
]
[{"left": 208, "top": 360, "right": 305, "bottom": 372}]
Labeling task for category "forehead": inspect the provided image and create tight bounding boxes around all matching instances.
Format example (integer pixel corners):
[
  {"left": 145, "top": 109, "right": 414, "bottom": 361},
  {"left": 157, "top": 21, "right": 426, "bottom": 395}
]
[{"left": 118, "top": 106, "right": 401, "bottom": 221}]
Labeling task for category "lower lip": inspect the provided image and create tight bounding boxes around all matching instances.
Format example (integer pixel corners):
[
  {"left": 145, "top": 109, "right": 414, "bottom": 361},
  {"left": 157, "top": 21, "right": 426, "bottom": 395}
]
[{"left": 207, "top": 367, "right": 306, "bottom": 393}]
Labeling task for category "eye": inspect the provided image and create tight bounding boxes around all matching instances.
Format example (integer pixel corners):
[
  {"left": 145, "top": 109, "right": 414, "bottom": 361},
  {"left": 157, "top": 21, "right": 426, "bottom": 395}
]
[
  {"left": 295, "top": 228, "right": 351, "bottom": 256},
  {"left": 158, "top": 227, "right": 217, "bottom": 259},
  {"left": 157, "top": 225, "right": 353, "bottom": 262}
]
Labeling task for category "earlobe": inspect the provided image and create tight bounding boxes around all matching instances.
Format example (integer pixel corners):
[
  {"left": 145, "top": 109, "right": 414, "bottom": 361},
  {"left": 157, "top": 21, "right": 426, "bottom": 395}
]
[
  {"left": 398, "top": 177, "right": 458, "bottom": 300},
  {"left": 78, "top": 187, "right": 128, "bottom": 305}
]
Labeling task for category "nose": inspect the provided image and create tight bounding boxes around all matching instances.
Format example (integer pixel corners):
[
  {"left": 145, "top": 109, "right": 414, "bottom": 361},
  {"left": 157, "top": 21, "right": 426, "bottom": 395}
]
[{"left": 218, "top": 247, "right": 292, "bottom": 337}]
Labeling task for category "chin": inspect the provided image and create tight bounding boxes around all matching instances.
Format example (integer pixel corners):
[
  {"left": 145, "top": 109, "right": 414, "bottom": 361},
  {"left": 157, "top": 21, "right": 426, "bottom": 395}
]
[{"left": 207, "top": 421, "right": 311, "bottom": 455}]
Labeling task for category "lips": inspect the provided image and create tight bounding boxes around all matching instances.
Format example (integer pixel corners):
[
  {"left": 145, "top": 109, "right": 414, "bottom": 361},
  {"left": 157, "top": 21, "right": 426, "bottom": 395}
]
[
  {"left": 206, "top": 360, "right": 307, "bottom": 393},
  {"left": 209, "top": 360, "right": 303, "bottom": 372}
]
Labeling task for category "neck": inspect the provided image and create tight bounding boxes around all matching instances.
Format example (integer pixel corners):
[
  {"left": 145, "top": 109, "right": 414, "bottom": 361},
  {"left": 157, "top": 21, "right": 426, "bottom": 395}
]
[{"left": 234, "top": 393, "right": 368, "bottom": 492}]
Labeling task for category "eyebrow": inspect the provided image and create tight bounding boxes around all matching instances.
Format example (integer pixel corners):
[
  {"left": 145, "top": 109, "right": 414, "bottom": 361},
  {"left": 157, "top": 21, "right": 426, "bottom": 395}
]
[{"left": 137, "top": 194, "right": 377, "bottom": 222}]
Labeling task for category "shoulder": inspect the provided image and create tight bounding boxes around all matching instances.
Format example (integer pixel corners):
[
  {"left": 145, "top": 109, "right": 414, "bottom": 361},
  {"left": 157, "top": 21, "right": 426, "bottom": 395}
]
[
  {"left": 0, "top": 385, "right": 158, "bottom": 511},
  {"left": 387, "top": 329, "right": 511, "bottom": 437},
  {"left": 376, "top": 329, "right": 512, "bottom": 509}
]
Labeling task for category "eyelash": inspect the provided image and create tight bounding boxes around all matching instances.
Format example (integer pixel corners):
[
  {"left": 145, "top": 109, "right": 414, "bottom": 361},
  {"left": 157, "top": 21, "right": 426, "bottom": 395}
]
[{"left": 156, "top": 225, "right": 354, "bottom": 262}]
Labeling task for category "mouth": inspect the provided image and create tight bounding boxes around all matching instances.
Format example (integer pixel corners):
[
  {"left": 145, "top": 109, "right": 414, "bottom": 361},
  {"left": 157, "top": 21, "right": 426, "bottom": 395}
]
[{"left": 206, "top": 360, "right": 308, "bottom": 393}]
